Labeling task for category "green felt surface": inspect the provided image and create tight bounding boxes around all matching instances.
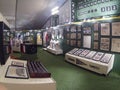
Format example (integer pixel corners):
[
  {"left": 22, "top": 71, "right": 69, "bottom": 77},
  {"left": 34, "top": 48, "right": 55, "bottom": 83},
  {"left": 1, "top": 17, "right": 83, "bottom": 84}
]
[{"left": 12, "top": 47, "right": 120, "bottom": 90}]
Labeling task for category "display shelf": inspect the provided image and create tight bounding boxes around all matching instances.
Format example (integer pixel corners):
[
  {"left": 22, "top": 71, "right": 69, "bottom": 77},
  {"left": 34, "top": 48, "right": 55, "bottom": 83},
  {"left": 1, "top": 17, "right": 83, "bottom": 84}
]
[
  {"left": 0, "top": 57, "right": 56, "bottom": 90},
  {"left": 65, "top": 48, "right": 115, "bottom": 75}
]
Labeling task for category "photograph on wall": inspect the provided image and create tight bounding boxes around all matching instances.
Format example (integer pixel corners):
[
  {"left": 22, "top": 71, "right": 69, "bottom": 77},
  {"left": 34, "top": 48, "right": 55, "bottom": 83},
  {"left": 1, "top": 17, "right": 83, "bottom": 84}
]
[
  {"left": 100, "top": 38, "right": 110, "bottom": 51},
  {"left": 94, "top": 42, "right": 98, "bottom": 49},
  {"left": 70, "top": 33, "right": 76, "bottom": 39},
  {"left": 100, "top": 53, "right": 112, "bottom": 64},
  {"left": 67, "top": 40, "right": 70, "bottom": 45},
  {"left": 94, "top": 23, "right": 99, "bottom": 31},
  {"left": 112, "top": 22, "right": 120, "bottom": 36},
  {"left": 66, "top": 26, "right": 70, "bottom": 32},
  {"left": 77, "top": 25, "right": 81, "bottom": 31},
  {"left": 78, "top": 33, "right": 81, "bottom": 39},
  {"left": 70, "top": 25, "right": 76, "bottom": 32},
  {"left": 83, "top": 27, "right": 91, "bottom": 34},
  {"left": 67, "top": 33, "right": 70, "bottom": 39},
  {"left": 101, "top": 23, "right": 110, "bottom": 36},
  {"left": 83, "top": 36, "right": 91, "bottom": 48},
  {"left": 70, "top": 40, "right": 76, "bottom": 46},
  {"left": 92, "top": 52, "right": 104, "bottom": 61},
  {"left": 111, "top": 38, "right": 120, "bottom": 52},
  {"left": 94, "top": 33, "right": 98, "bottom": 40},
  {"left": 77, "top": 41, "right": 81, "bottom": 47}
]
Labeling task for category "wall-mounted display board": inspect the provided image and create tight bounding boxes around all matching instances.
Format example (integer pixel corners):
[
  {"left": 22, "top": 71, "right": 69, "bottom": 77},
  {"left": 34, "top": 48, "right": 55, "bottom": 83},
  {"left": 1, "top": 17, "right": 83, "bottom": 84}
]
[
  {"left": 64, "top": 24, "right": 82, "bottom": 48},
  {"left": 99, "top": 22, "right": 111, "bottom": 52},
  {"left": 93, "top": 23, "right": 99, "bottom": 50},
  {"left": 82, "top": 22, "right": 92, "bottom": 49},
  {"left": 75, "top": 0, "right": 120, "bottom": 20},
  {"left": 59, "top": 0, "right": 71, "bottom": 24},
  {"left": 71, "top": 1, "right": 76, "bottom": 22}
]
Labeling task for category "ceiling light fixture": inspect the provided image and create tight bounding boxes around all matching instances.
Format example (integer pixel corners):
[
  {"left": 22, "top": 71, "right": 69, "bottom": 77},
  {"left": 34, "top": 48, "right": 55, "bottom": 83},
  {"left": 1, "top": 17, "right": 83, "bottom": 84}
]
[{"left": 51, "top": 6, "right": 59, "bottom": 15}]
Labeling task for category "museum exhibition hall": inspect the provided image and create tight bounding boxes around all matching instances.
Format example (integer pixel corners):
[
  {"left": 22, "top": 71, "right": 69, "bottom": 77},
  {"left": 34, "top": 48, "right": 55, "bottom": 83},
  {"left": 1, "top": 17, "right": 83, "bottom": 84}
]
[{"left": 0, "top": 0, "right": 120, "bottom": 90}]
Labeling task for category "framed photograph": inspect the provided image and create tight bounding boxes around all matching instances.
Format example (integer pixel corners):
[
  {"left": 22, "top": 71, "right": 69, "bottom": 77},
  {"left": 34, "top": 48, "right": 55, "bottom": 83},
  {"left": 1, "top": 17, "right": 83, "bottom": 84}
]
[
  {"left": 73, "top": 49, "right": 84, "bottom": 56},
  {"left": 94, "top": 42, "right": 99, "bottom": 49},
  {"left": 100, "top": 53, "right": 112, "bottom": 63},
  {"left": 79, "top": 50, "right": 90, "bottom": 57},
  {"left": 83, "top": 27, "right": 91, "bottom": 34},
  {"left": 68, "top": 48, "right": 79, "bottom": 54},
  {"left": 77, "top": 25, "right": 81, "bottom": 31},
  {"left": 70, "top": 40, "right": 76, "bottom": 46},
  {"left": 67, "top": 40, "right": 70, "bottom": 45},
  {"left": 94, "top": 23, "right": 99, "bottom": 31},
  {"left": 85, "top": 51, "right": 97, "bottom": 59},
  {"left": 70, "top": 25, "right": 76, "bottom": 32},
  {"left": 5, "top": 65, "right": 29, "bottom": 79},
  {"left": 83, "top": 36, "right": 91, "bottom": 48},
  {"left": 94, "top": 33, "right": 99, "bottom": 40},
  {"left": 100, "top": 38, "right": 110, "bottom": 51},
  {"left": 78, "top": 33, "right": 81, "bottom": 39},
  {"left": 92, "top": 52, "right": 104, "bottom": 61},
  {"left": 67, "top": 33, "right": 70, "bottom": 39},
  {"left": 111, "top": 38, "right": 120, "bottom": 52},
  {"left": 101, "top": 23, "right": 110, "bottom": 36},
  {"left": 11, "top": 61, "right": 24, "bottom": 67},
  {"left": 70, "top": 33, "right": 76, "bottom": 39},
  {"left": 77, "top": 41, "right": 81, "bottom": 47},
  {"left": 112, "top": 22, "right": 120, "bottom": 36}
]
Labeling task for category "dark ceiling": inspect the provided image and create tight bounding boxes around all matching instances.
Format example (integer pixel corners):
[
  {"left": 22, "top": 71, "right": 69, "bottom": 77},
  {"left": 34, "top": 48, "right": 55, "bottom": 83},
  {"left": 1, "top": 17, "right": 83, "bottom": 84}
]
[{"left": 0, "top": 0, "right": 67, "bottom": 30}]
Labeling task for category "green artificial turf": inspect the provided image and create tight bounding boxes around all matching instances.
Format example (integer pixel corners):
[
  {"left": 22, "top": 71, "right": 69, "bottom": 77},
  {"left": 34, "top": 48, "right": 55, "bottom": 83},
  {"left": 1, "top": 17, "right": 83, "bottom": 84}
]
[{"left": 12, "top": 47, "right": 120, "bottom": 90}]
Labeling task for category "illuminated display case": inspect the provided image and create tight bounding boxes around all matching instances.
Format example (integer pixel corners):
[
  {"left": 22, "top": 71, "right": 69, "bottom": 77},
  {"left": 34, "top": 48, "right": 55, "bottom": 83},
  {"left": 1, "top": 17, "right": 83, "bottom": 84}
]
[{"left": 47, "top": 26, "right": 63, "bottom": 55}]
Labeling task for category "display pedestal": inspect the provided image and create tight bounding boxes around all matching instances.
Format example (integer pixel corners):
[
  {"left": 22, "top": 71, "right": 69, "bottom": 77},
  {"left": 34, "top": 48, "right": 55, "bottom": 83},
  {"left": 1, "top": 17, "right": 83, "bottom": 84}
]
[
  {"left": 0, "top": 57, "right": 56, "bottom": 90},
  {"left": 47, "top": 40, "right": 63, "bottom": 55},
  {"left": 47, "top": 46, "right": 63, "bottom": 55},
  {"left": 65, "top": 49, "right": 115, "bottom": 75}
]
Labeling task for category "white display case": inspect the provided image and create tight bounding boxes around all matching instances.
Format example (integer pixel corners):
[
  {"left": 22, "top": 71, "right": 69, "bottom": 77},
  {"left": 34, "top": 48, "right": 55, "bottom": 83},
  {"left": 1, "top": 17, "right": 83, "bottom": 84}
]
[
  {"left": 0, "top": 57, "right": 56, "bottom": 90},
  {"left": 65, "top": 49, "right": 115, "bottom": 75}
]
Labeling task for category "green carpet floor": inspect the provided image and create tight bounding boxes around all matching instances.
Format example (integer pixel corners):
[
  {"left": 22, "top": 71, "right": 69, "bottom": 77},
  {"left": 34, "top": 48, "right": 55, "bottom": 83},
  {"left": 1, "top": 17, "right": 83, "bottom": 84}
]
[{"left": 12, "top": 47, "right": 120, "bottom": 90}]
